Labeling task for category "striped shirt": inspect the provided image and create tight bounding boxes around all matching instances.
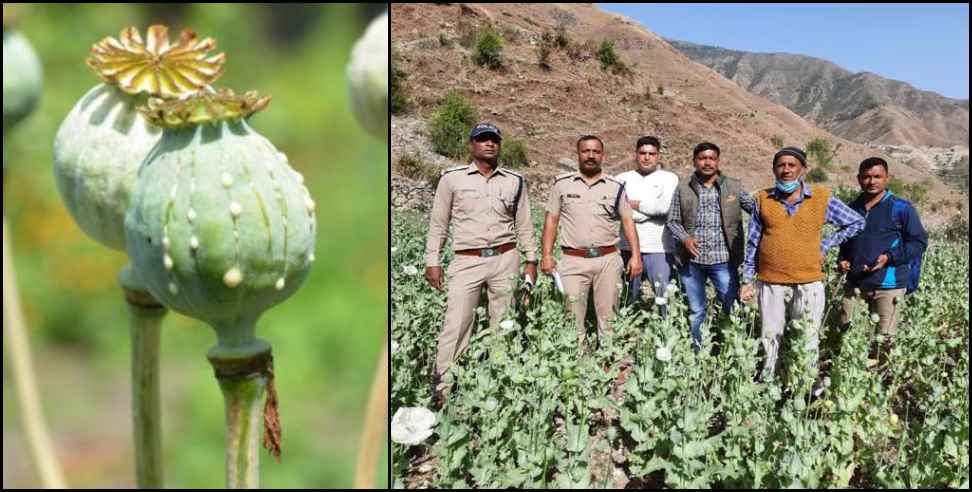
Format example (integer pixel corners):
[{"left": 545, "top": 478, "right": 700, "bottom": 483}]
[{"left": 743, "top": 182, "right": 864, "bottom": 283}]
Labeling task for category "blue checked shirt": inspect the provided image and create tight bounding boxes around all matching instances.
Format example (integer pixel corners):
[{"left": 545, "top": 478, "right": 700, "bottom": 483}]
[
  {"left": 743, "top": 182, "right": 864, "bottom": 283},
  {"left": 667, "top": 175, "right": 756, "bottom": 265}
]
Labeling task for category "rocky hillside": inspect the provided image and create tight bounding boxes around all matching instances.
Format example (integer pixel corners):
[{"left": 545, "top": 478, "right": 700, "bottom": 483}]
[
  {"left": 391, "top": 3, "right": 966, "bottom": 225},
  {"left": 669, "top": 40, "right": 970, "bottom": 149}
]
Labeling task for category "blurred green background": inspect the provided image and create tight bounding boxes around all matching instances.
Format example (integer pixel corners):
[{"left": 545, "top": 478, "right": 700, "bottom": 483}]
[{"left": 2, "top": 3, "right": 387, "bottom": 488}]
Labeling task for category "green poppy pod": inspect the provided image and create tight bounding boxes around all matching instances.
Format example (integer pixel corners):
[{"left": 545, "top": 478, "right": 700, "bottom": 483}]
[
  {"left": 346, "top": 11, "right": 387, "bottom": 141},
  {"left": 3, "top": 27, "right": 43, "bottom": 134},
  {"left": 125, "top": 90, "right": 317, "bottom": 359}
]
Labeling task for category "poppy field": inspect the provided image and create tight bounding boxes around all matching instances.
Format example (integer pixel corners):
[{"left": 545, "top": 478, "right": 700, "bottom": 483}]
[{"left": 391, "top": 208, "right": 969, "bottom": 488}]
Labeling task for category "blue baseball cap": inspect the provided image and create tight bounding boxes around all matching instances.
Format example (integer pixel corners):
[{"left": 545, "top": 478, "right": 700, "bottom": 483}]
[{"left": 469, "top": 122, "right": 502, "bottom": 141}]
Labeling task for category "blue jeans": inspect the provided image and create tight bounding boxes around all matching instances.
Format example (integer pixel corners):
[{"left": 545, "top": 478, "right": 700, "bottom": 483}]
[
  {"left": 621, "top": 250, "right": 674, "bottom": 316},
  {"left": 679, "top": 261, "right": 739, "bottom": 351}
]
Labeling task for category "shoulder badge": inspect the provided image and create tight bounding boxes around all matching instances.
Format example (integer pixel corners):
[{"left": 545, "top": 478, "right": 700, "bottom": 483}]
[
  {"left": 440, "top": 165, "right": 466, "bottom": 177},
  {"left": 554, "top": 172, "right": 575, "bottom": 183}
]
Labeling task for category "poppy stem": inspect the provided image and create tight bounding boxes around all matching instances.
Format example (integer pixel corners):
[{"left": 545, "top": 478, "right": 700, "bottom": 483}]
[
  {"left": 353, "top": 337, "right": 388, "bottom": 488},
  {"left": 120, "top": 264, "right": 167, "bottom": 488},
  {"left": 208, "top": 344, "right": 276, "bottom": 489},
  {"left": 2, "top": 217, "right": 67, "bottom": 488}
]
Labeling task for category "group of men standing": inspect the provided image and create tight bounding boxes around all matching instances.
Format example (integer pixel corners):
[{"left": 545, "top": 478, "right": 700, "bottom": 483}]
[{"left": 423, "top": 122, "right": 927, "bottom": 406}]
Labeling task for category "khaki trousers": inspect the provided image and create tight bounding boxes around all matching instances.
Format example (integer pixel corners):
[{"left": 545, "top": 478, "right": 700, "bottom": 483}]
[
  {"left": 559, "top": 251, "right": 623, "bottom": 344},
  {"left": 758, "top": 280, "right": 826, "bottom": 378},
  {"left": 840, "top": 286, "right": 906, "bottom": 336},
  {"left": 435, "top": 248, "right": 519, "bottom": 388}
]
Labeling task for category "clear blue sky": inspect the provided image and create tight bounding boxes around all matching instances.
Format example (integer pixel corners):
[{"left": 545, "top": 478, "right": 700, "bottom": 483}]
[{"left": 599, "top": 3, "right": 969, "bottom": 99}]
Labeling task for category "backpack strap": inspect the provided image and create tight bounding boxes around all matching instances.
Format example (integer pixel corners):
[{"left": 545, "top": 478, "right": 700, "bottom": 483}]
[
  {"left": 614, "top": 183, "right": 625, "bottom": 219},
  {"left": 889, "top": 195, "right": 909, "bottom": 230},
  {"left": 511, "top": 173, "right": 524, "bottom": 225}
]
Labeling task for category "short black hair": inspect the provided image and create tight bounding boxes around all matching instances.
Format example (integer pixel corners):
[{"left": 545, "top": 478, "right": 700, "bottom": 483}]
[
  {"left": 577, "top": 135, "right": 604, "bottom": 151},
  {"left": 636, "top": 136, "right": 661, "bottom": 151},
  {"left": 693, "top": 142, "right": 720, "bottom": 159},
  {"left": 859, "top": 157, "right": 889, "bottom": 174}
]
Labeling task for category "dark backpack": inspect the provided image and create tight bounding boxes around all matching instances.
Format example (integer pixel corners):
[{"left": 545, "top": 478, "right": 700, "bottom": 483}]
[{"left": 890, "top": 196, "right": 923, "bottom": 295}]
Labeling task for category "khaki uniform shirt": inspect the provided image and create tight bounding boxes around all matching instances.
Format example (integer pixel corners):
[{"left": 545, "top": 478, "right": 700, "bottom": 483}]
[
  {"left": 425, "top": 163, "right": 538, "bottom": 267},
  {"left": 546, "top": 172, "right": 633, "bottom": 249}
]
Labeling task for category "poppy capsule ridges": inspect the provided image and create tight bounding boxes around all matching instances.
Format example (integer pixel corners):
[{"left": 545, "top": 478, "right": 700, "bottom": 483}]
[{"left": 125, "top": 89, "right": 317, "bottom": 359}]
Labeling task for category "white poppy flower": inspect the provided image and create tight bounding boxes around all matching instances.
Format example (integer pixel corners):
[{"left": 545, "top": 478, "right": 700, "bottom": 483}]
[
  {"left": 870, "top": 313, "right": 881, "bottom": 323},
  {"left": 484, "top": 397, "right": 498, "bottom": 412},
  {"left": 390, "top": 246, "right": 398, "bottom": 253},
  {"left": 391, "top": 339, "right": 400, "bottom": 354},
  {"left": 403, "top": 265, "right": 418, "bottom": 276},
  {"left": 666, "top": 283, "right": 678, "bottom": 294},
  {"left": 499, "top": 319, "right": 515, "bottom": 330},
  {"left": 654, "top": 296, "right": 668, "bottom": 306},
  {"left": 655, "top": 346, "right": 672, "bottom": 362},
  {"left": 391, "top": 407, "right": 436, "bottom": 446}
]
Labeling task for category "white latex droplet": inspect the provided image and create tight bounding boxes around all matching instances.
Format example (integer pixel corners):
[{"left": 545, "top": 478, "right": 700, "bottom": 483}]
[{"left": 223, "top": 267, "right": 243, "bottom": 288}]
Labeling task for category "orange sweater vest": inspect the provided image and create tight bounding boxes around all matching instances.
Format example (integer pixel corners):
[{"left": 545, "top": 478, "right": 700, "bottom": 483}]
[{"left": 755, "top": 185, "right": 830, "bottom": 284}]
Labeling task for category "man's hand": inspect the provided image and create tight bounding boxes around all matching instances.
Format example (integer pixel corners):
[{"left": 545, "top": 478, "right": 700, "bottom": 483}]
[
  {"left": 740, "top": 283, "right": 755, "bottom": 303},
  {"left": 541, "top": 255, "right": 557, "bottom": 275},
  {"left": 523, "top": 262, "right": 538, "bottom": 283},
  {"left": 837, "top": 260, "right": 851, "bottom": 273},
  {"left": 626, "top": 255, "right": 643, "bottom": 280},
  {"left": 425, "top": 266, "right": 445, "bottom": 292},
  {"left": 683, "top": 236, "right": 700, "bottom": 258},
  {"left": 629, "top": 199, "right": 641, "bottom": 210},
  {"left": 862, "top": 253, "right": 889, "bottom": 272}
]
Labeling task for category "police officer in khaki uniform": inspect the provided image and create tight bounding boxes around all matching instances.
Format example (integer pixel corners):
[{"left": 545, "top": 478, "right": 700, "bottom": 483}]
[
  {"left": 425, "top": 123, "right": 538, "bottom": 403},
  {"left": 541, "top": 135, "right": 643, "bottom": 343}
]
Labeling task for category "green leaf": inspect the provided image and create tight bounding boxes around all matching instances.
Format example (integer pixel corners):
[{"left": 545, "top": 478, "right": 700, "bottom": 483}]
[
  {"left": 943, "top": 435, "right": 958, "bottom": 457},
  {"left": 630, "top": 455, "right": 670, "bottom": 476},
  {"left": 835, "top": 462, "right": 856, "bottom": 488},
  {"left": 565, "top": 421, "right": 589, "bottom": 453}
]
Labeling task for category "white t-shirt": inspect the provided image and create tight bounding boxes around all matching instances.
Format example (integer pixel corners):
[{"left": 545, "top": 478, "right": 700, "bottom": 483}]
[{"left": 615, "top": 168, "right": 679, "bottom": 253}]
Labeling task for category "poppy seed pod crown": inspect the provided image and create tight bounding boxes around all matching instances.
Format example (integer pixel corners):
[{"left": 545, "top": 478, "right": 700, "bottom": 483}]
[{"left": 54, "top": 25, "right": 226, "bottom": 250}]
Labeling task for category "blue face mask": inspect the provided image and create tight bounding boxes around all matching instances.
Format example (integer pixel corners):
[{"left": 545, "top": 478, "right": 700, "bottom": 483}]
[{"left": 775, "top": 178, "right": 800, "bottom": 194}]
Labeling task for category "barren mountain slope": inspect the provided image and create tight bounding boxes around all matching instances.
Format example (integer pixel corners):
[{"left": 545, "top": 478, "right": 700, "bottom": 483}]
[
  {"left": 670, "top": 40, "right": 970, "bottom": 149},
  {"left": 391, "top": 3, "right": 966, "bottom": 224}
]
